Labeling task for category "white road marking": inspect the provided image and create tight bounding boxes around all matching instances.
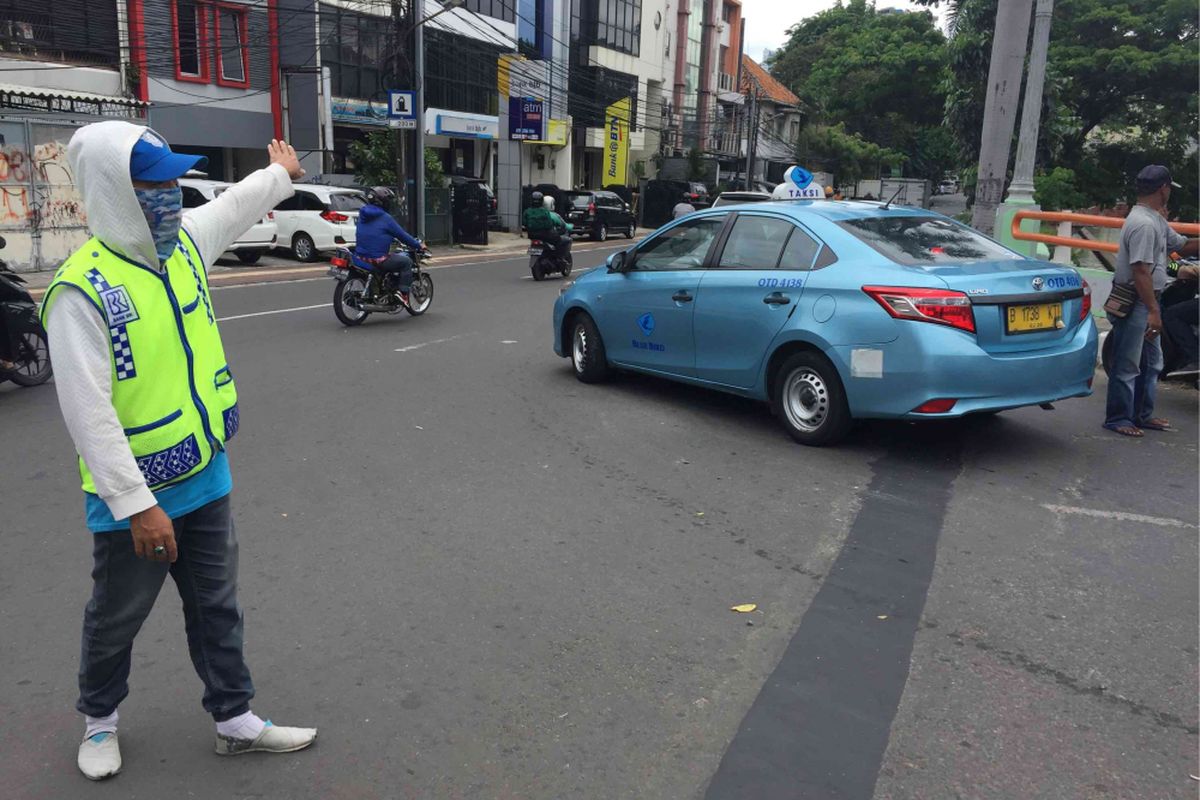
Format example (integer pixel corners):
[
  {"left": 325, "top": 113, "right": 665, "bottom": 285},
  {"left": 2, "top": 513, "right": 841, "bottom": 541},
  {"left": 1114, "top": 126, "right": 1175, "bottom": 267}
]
[
  {"left": 217, "top": 303, "right": 328, "bottom": 321},
  {"left": 501, "top": 340, "right": 518, "bottom": 344},
  {"left": 394, "top": 335, "right": 462, "bottom": 353},
  {"left": 1041, "top": 503, "right": 1196, "bottom": 529}
]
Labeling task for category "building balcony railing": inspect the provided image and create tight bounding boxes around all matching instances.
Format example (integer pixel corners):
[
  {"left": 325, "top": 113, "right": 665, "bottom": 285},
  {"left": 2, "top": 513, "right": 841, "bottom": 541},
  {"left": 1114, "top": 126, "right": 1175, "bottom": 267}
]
[{"left": 717, "top": 72, "right": 736, "bottom": 92}]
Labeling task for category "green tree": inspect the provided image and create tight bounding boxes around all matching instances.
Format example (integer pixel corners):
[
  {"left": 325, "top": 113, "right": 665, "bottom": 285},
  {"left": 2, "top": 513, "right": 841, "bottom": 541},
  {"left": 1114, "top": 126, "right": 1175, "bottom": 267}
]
[
  {"left": 347, "top": 130, "right": 447, "bottom": 190},
  {"left": 918, "top": 0, "right": 1198, "bottom": 213},
  {"left": 796, "top": 123, "right": 903, "bottom": 184},
  {"left": 768, "top": 0, "right": 954, "bottom": 181}
]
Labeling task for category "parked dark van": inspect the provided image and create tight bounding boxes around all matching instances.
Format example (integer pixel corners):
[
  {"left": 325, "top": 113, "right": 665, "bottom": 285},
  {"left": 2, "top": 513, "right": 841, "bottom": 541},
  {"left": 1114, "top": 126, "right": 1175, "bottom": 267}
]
[{"left": 563, "top": 190, "right": 637, "bottom": 241}]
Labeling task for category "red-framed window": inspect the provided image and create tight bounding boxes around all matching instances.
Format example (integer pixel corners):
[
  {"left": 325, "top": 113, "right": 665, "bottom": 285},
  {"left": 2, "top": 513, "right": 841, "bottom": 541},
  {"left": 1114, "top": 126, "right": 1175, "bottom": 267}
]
[
  {"left": 172, "top": 0, "right": 210, "bottom": 83},
  {"left": 214, "top": 2, "right": 250, "bottom": 88}
]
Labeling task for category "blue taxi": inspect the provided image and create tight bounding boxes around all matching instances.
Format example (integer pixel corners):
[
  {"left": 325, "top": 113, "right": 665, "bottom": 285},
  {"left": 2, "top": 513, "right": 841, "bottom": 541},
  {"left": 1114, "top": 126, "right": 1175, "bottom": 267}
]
[{"left": 552, "top": 201, "right": 1098, "bottom": 445}]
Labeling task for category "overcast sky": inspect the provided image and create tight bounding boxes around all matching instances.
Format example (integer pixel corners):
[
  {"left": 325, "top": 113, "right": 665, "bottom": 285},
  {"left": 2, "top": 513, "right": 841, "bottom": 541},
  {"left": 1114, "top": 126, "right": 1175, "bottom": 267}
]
[{"left": 737, "top": 0, "right": 946, "bottom": 64}]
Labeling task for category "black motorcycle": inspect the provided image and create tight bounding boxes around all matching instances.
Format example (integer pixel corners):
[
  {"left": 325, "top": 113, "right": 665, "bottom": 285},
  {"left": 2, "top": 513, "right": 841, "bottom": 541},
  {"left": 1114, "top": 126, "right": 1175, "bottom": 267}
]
[
  {"left": 528, "top": 235, "right": 573, "bottom": 281},
  {"left": 1101, "top": 267, "right": 1198, "bottom": 380},
  {"left": 328, "top": 245, "right": 434, "bottom": 327},
  {"left": 0, "top": 236, "right": 52, "bottom": 387}
]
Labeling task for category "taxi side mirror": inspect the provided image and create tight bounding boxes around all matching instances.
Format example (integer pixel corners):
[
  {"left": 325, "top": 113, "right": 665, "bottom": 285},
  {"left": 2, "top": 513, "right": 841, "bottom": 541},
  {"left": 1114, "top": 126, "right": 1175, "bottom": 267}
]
[{"left": 607, "top": 251, "right": 628, "bottom": 273}]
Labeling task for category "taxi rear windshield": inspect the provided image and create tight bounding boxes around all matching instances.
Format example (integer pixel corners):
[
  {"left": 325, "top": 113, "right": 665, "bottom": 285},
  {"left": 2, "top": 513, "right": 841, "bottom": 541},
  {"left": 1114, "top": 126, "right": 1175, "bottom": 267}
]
[
  {"left": 838, "top": 216, "right": 1021, "bottom": 266},
  {"left": 567, "top": 194, "right": 592, "bottom": 209}
]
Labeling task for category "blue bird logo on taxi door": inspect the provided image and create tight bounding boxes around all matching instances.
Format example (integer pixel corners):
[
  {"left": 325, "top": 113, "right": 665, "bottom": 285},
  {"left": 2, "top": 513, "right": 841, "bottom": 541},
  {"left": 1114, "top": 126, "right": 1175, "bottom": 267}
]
[{"left": 637, "top": 312, "right": 655, "bottom": 336}]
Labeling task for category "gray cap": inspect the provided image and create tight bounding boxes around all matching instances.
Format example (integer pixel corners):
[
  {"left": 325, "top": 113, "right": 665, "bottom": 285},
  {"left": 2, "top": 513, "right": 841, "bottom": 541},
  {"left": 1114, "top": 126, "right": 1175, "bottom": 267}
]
[{"left": 1135, "top": 165, "right": 1181, "bottom": 195}]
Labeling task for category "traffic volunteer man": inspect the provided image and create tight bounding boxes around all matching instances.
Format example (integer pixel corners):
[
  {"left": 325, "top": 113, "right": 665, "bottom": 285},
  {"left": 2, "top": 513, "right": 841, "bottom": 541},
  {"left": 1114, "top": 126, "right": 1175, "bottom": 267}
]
[{"left": 41, "top": 121, "right": 316, "bottom": 781}]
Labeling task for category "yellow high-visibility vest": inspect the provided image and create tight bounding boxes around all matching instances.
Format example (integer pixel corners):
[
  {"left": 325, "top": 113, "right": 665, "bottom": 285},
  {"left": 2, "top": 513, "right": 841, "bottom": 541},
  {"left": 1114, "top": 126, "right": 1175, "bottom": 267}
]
[{"left": 41, "top": 230, "right": 239, "bottom": 494}]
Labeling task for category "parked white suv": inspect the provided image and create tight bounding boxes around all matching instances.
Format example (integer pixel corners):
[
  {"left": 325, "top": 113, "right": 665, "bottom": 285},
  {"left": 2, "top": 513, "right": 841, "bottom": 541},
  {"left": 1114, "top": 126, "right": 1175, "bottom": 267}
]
[
  {"left": 272, "top": 184, "right": 366, "bottom": 261},
  {"left": 179, "top": 177, "right": 278, "bottom": 264}
]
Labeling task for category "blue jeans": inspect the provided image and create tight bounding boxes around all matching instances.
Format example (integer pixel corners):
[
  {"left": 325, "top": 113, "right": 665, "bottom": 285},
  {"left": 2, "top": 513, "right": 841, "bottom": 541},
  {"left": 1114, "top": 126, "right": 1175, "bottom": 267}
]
[
  {"left": 76, "top": 495, "right": 254, "bottom": 721},
  {"left": 1104, "top": 300, "right": 1163, "bottom": 429},
  {"left": 379, "top": 253, "right": 413, "bottom": 292}
]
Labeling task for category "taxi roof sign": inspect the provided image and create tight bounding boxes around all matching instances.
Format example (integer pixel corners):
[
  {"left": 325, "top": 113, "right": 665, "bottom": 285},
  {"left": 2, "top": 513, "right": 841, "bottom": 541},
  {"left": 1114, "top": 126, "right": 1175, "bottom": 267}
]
[{"left": 772, "top": 165, "right": 826, "bottom": 200}]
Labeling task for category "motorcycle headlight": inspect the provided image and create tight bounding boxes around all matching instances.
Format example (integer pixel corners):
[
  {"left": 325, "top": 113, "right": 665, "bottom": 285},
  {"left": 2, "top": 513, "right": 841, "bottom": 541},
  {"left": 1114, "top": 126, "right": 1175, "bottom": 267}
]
[{"left": 559, "top": 279, "right": 576, "bottom": 295}]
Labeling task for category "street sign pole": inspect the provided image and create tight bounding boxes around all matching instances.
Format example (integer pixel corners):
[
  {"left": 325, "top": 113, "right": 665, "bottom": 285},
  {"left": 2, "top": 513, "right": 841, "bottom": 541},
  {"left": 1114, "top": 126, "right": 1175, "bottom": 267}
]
[{"left": 415, "top": 17, "right": 426, "bottom": 239}]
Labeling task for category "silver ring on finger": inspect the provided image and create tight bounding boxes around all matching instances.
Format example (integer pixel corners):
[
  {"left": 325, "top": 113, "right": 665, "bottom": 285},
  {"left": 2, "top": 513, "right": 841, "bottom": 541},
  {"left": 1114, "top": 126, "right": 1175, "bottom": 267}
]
[{"left": 153, "top": 545, "right": 166, "bottom": 556}]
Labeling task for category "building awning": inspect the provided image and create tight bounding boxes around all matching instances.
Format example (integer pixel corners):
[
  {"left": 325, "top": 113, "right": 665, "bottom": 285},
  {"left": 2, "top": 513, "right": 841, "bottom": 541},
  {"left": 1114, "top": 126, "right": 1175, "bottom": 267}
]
[{"left": 0, "top": 83, "right": 147, "bottom": 118}]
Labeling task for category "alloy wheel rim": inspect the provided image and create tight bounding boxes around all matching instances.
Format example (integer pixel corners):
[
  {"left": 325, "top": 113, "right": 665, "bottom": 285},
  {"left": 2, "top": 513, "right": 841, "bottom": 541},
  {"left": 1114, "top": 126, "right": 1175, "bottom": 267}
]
[
  {"left": 783, "top": 368, "right": 829, "bottom": 433},
  {"left": 572, "top": 325, "right": 587, "bottom": 373},
  {"left": 296, "top": 238, "right": 312, "bottom": 259},
  {"left": 16, "top": 332, "right": 46, "bottom": 376}
]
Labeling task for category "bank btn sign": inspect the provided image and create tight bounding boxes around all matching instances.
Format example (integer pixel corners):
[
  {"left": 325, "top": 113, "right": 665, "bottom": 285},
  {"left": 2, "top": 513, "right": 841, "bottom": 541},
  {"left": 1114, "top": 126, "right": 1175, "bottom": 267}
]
[{"left": 772, "top": 166, "right": 826, "bottom": 200}]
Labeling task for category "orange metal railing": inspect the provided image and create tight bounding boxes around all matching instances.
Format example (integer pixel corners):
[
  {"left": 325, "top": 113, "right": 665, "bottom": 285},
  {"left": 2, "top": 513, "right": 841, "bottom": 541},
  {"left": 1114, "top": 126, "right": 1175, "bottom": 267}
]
[{"left": 1010, "top": 209, "right": 1200, "bottom": 254}]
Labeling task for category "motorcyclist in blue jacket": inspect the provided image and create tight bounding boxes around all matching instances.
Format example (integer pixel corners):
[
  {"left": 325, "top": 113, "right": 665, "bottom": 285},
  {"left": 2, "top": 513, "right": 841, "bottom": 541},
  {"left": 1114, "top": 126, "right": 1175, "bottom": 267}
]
[{"left": 355, "top": 187, "right": 427, "bottom": 295}]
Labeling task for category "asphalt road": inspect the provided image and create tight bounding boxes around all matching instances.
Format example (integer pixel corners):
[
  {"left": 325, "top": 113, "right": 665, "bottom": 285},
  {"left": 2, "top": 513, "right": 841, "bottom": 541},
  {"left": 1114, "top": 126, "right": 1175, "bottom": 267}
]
[{"left": 1, "top": 244, "right": 1196, "bottom": 800}]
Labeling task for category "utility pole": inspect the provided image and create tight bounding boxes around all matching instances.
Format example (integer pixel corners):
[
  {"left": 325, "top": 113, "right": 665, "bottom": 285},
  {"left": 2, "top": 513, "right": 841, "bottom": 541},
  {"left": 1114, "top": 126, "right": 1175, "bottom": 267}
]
[
  {"left": 744, "top": 90, "right": 757, "bottom": 190},
  {"left": 392, "top": 0, "right": 413, "bottom": 229},
  {"left": 996, "top": 0, "right": 1054, "bottom": 254},
  {"left": 971, "top": 0, "right": 1033, "bottom": 234},
  {"left": 414, "top": 8, "right": 426, "bottom": 238},
  {"left": 1006, "top": 0, "right": 1053, "bottom": 204}
]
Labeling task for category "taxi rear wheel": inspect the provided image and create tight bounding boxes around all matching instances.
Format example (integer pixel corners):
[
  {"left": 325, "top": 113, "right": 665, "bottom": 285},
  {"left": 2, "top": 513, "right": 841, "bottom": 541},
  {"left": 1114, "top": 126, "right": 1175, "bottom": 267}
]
[
  {"left": 771, "top": 351, "right": 851, "bottom": 446},
  {"left": 570, "top": 313, "right": 610, "bottom": 383}
]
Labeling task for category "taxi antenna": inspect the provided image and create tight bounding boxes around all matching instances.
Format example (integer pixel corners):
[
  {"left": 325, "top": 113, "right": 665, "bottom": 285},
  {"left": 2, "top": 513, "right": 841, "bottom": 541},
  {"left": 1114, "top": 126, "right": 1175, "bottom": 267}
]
[{"left": 881, "top": 185, "right": 903, "bottom": 210}]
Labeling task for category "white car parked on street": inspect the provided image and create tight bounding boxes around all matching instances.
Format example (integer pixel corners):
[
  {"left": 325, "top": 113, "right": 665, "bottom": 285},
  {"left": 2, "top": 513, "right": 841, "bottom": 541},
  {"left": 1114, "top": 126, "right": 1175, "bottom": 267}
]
[
  {"left": 179, "top": 177, "right": 278, "bottom": 264},
  {"left": 272, "top": 184, "right": 366, "bottom": 261}
]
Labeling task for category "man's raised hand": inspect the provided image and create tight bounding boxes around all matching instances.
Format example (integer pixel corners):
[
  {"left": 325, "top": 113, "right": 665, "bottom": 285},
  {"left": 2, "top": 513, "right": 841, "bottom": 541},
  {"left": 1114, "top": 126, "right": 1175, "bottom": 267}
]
[{"left": 268, "top": 139, "right": 305, "bottom": 180}]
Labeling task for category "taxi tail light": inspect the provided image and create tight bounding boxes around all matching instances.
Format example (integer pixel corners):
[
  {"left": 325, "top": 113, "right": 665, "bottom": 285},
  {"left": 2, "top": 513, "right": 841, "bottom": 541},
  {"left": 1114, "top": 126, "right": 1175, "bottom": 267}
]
[
  {"left": 321, "top": 210, "right": 349, "bottom": 223},
  {"left": 267, "top": 211, "right": 275, "bottom": 220},
  {"left": 1079, "top": 278, "right": 1091, "bottom": 321},
  {"left": 587, "top": 202, "right": 596, "bottom": 215},
  {"left": 863, "top": 286, "right": 976, "bottom": 334},
  {"left": 913, "top": 398, "right": 957, "bottom": 414}
]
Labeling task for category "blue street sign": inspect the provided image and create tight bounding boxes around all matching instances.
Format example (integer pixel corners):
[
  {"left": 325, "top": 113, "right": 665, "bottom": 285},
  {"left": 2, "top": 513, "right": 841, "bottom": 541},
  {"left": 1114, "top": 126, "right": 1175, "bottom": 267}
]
[
  {"left": 509, "top": 96, "right": 544, "bottom": 141},
  {"left": 388, "top": 90, "right": 416, "bottom": 119}
]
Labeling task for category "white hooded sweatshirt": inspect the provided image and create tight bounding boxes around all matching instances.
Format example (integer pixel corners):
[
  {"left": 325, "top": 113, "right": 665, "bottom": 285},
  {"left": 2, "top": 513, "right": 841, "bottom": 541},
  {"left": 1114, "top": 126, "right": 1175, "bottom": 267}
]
[{"left": 47, "top": 121, "right": 294, "bottom": 523}]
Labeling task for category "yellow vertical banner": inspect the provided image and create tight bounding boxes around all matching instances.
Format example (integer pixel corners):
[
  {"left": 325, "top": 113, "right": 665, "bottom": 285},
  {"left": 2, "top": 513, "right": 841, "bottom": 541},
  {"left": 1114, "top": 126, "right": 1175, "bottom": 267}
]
[{"left": 604, "top": 97, "right": 631, "bottom": 187}]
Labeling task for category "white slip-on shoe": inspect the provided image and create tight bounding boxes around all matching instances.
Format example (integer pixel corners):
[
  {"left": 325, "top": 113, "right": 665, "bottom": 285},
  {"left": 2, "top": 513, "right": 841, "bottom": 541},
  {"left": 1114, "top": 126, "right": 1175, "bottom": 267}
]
[
  {"left": 215, "top": 721, "right": 317, "bottom": 756},
  {"left": 77, "top": 732, "right": 122, "bottom": 780}
]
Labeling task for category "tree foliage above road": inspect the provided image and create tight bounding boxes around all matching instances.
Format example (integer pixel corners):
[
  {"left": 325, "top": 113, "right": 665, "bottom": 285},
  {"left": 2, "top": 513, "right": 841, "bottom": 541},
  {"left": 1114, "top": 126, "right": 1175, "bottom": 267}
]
[
  {"left": 767, "top": 0, "right": 954, "bottom": 182},
  {"left": 917, "top": 0, "right": 1199, "bottom": 216},
  {"left": 770, "top": 0, "right": 1198, "bottom": 216}
]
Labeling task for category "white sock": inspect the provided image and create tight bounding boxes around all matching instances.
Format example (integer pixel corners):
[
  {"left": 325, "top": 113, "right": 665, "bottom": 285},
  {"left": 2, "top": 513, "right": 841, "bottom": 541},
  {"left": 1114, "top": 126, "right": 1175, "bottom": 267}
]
[
  {"left": 215, "top": 710, "right": 266, "bottom": 741},
  {"left": 84, "top": 710, "right": 119, "bottom": 740}
]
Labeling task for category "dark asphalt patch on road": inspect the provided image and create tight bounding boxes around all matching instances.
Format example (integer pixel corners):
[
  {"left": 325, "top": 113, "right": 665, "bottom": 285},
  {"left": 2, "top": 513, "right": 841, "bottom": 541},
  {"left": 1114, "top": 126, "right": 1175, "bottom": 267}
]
[{"left": 704, "top": 435, "right": 963, "bottom": 800}]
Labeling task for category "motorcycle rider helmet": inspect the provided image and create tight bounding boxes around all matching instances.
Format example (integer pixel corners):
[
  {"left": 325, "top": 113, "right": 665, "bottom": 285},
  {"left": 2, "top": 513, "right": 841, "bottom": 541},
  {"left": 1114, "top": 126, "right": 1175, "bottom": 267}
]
[
  {"left": 365, "top": 186, "right": 395, "bottom": 207},
  {"left": 530, "top": 191, "right": 544, "bottom": 207},
  {"left": 543, "top": 195, "right": 555, "bottom": 211}
]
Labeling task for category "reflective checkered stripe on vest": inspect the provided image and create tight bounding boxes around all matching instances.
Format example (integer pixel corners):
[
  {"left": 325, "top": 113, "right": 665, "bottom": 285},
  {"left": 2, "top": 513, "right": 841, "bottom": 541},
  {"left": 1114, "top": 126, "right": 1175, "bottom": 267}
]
[{"left": 40, "top": 232, "right": 239, "bottom": 495}]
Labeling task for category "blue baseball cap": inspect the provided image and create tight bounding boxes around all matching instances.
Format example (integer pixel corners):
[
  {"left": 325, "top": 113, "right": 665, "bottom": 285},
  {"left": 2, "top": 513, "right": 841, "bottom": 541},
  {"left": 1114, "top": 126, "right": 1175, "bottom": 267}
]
[
  {"left": 1135, "top": 165, "right": 1180, "bottom": 195},
  {"left": 129, "top": 129, "right": 207, "bottom": 182}
]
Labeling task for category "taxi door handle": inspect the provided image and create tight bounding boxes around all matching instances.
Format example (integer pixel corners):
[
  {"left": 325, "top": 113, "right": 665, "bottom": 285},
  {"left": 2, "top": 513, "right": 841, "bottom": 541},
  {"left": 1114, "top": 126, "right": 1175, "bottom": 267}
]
[
  {"left": 763, "top": 292, "right": 791, "bottom": 305},
  {"left": 672, "top": 291, "right": 693, "bottom": 303}
]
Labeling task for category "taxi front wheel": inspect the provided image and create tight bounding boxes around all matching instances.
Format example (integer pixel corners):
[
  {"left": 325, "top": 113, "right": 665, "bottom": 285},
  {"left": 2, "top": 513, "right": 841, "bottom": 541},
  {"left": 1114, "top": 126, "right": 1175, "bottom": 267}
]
[
  {"left": 771, "top": 351, "right": 851, "bottom": 446},
  {"left": 570, "top": 313, "right": 610, "bottom": 383}
]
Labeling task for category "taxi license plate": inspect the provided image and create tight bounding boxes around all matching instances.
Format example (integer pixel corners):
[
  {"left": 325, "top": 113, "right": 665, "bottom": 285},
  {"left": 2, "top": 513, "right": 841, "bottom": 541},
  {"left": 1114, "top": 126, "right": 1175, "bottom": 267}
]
[
  {"left": 1005, "top": 302, "right": 1062, "bottom": 334},
  {"left": 327, "top": 267, "right": 349, "bottom": 280}
]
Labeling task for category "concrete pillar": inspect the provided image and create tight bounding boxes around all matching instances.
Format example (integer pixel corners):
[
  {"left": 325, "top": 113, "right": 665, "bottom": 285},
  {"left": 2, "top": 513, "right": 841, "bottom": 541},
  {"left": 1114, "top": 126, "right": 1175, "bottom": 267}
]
[
  {"left": 1007, "top": 0, "right": 1053, "bottom": 202},
  {"left": 971, "top": 0, "right": 1033, "bottom": 235},
  {"left": 995, "top": 0, "right": 1053, "bottom": 256}
]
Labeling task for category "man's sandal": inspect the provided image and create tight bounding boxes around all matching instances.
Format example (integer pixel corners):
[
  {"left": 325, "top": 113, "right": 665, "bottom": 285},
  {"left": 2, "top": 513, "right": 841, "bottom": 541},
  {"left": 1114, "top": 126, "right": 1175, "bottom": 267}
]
[
  {"left": 1106, "top": 425, "right": 1143, "bottom": 438},
  {"left": 1140, "top": 418, "right": 1172, "bottom": 431}
]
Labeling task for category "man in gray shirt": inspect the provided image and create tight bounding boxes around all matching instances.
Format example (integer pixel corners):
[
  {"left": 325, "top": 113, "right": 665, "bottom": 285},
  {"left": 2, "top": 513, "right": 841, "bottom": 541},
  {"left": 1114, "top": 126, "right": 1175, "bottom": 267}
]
[{"left": 1104, "top": 165, "right": 1198, "bottom": 436}]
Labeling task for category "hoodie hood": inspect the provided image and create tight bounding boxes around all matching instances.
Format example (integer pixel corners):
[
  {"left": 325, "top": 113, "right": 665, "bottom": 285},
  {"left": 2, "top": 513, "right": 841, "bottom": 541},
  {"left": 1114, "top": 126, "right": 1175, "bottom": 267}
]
[
  {"left": 68, "top": 121, "right": 168, "bottom": 270},
  {"left": 359, "top": 204, "right": 386, "bottom": 222}
]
